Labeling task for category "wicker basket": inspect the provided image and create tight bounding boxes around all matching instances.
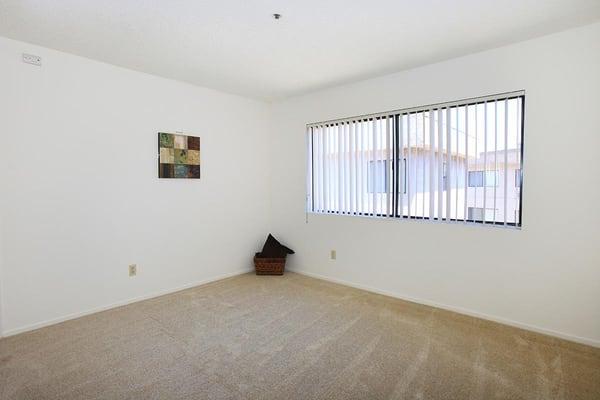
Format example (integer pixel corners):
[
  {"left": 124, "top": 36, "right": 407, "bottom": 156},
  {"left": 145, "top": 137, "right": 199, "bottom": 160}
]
[{"left": 254, "top": 253, "right": 286, "bottom": 275}]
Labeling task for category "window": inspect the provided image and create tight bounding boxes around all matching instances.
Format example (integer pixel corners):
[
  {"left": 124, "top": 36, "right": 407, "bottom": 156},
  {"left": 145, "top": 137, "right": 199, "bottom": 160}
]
[
  {"left": 306, "top": 91, "right": 524, "bottom": 227},
  {"left": 468, "top": 171, "right": 498, "bottom": 187},
  {"left": 368, "top": 160, "right": 389, "bottom": 193},
  {"left": 468, "top": 207, "right": 495, "bottom": 221}
]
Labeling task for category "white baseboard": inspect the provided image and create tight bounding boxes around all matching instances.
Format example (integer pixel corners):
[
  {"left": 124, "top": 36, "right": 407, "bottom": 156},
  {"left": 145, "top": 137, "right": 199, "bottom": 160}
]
[
  {"left": 1, "top": 268, "right": 252, "bottom": 338},
  {"left": 289, "top": 268, "right": 600, "bottom": 349},
  {"left": 4, "top": 267, "right": 598, "bottom": 349}
]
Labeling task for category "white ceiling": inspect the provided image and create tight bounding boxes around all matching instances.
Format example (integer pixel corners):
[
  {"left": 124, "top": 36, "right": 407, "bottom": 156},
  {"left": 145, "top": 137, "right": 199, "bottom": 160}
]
[{"left": 1, "top": 0, "right": 599, "bottom": 101}]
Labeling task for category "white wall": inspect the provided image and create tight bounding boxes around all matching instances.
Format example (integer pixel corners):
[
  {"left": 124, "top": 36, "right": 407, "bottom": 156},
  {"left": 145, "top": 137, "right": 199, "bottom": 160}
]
[
  {"left": 0, "top": 202, "right": 4, "bottom": 336},
  {"left": 270, "top": 23, "right": 600, "bottom": 346},
  {"left": 0, "top": 36, "right": 271, "bottom": 335}
]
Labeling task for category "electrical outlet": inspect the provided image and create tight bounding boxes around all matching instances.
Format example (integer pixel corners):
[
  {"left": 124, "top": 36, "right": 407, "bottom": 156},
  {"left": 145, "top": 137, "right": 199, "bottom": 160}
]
[
  {"left": 129, "top": 264, "right": 137, "bottom": 277},
  {"left": 330, "top": 250, "right": 336, "bottom": 260},
  {"left": 22, "top": 53, "right": 42, "bottom": 66}
]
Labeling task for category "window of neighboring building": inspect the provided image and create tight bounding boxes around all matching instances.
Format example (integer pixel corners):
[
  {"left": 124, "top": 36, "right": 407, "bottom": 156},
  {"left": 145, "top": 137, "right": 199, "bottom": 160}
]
[
  {"left": 368, "top": 160, "right": 389, "bottom": 193},
  {"left": 468, "top": 207, "right": 496, "bottom": 221},
  {"left": 468, "top": 171, "right": 498, "bottom": 187}
]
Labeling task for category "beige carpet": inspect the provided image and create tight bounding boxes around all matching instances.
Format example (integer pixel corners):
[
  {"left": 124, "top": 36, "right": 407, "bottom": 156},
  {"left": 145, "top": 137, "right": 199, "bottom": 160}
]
[{"left": 1, "top": 272, "right": 599, "bottom": 400}]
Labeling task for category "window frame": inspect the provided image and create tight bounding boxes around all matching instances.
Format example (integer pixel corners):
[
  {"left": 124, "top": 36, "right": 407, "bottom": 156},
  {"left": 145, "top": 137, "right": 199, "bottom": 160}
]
[{"left": 306, "top": 91, "right": 525, "bottom": 228}]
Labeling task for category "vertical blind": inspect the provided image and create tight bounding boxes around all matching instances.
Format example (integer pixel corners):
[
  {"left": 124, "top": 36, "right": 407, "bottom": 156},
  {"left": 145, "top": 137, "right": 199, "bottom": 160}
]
[{"left": 306, "top": 91, "right": 524, "bottom": 227}]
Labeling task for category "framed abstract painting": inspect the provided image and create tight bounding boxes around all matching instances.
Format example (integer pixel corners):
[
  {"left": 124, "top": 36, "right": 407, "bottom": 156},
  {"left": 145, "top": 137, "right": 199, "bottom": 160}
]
[{"left": 158, "top": 132, "right": 201, "bottom": 179}]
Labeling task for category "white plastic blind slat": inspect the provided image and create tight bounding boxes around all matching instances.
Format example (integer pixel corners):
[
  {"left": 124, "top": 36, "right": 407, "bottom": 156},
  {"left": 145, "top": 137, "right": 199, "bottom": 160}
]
[
  {"left": 437, "top": 109, "right": 444, "bottom": 221},
  {"left": 516, "top": 99, "right": 522, "bottom": 226},
  {"left": 344, "top": 122, "right": 349, "bottom": 214},
  {"left": 445, "top": 107, "right": 451, "bottom": 221},
  {"left": 323, "top": 125, "right": 331, "bottom": 212},
  {"left": 493, "top": 101, "right": 498, "bottom": 223},
  {"left": 454, "top": 107, "right": 459, "bottom": 220},
  {"left": 350, "top": 122, "right": 355, "bottom": 215},
  {"left": 378, "top": 118, "right": 382, "bottom": 216},
  {"left": 354, "top": 121, "right": 359, "bottom": 214},
  {"left": 429, "top": 110, "right": 435, "bottom": 220},
  {"left": 453, "top": 108, "right": 457, "bottom": 220},
  {"left": 385, "top": 116, "right": 394, "bottom": 217},
  {"left": 341, "top": 123, "right": 345, "bottom": 214},
  {"left": 333, "top": 125, "right": 338, "bottom": 212},
  {"left": 357, "top": 120, "right": 363, "bottom": 214},
  {"left": 336, "top": 124, "right": 341, "bottom": 213},
  {"left": 503, "top": 98, "right": 508, "bottom": 226},
  {"left": 321, "top": 125, "right": 326, "bottom": 213},
  {"left": 331, "top": 126, "right": 335, "bottom": 212},
  {"left": 407, "top": 114, "right": 412, "bottom": 218},
  {"left": 345, "top": 122, "right": 351, "bottom": 215},
  {"left": 317, "top": 126, "right": 322, "bottom": 212},
  {"left": 483, "top": 103, "right": 488, "bottom": 224},
  {"left": 421, "top": 112, "right": 426, "bottom": 219},
  {"left": 474, "top": 106, "right": 478, "bottom": 221},
  {"left": 364, "top": 120, "right": 368, "bottom": 215},
  {"left": 382, "top": 117, "right": 388, "bottom": 216},
  {"left": 306, "top": 127, "right": 312, "bottom": 213},
  {"left": 372, "top": 118, "right": 378, "bottom": 216},
  {"left": 341, "top": 124, "right": 344, "bottom": 213},
  {"left": 321, "top": 126, "right": 325, "bottom": 213},
  {"left": 464, "top": 105, "right": 469, "bottom": 222},
  {"left": 399, "top": 115, "right": 404, "bottom": 218},
  {"left": 313, "top": 127, "right": 319, "bottom": 212}
]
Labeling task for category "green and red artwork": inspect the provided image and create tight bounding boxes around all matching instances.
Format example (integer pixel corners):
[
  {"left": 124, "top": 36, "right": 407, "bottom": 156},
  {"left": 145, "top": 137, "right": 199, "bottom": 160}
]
[{"left": 158, "top": 132, "right": 200, "bottom": 179}]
